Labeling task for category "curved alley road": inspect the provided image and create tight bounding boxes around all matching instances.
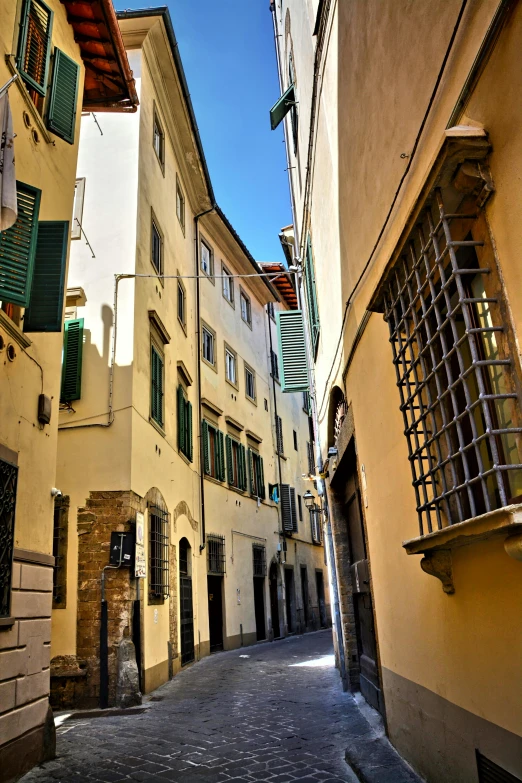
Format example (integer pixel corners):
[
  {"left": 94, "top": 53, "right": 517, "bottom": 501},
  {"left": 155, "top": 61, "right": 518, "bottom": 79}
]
[{"left": 23, "top": 631, "right": 366, "bottom": 783}]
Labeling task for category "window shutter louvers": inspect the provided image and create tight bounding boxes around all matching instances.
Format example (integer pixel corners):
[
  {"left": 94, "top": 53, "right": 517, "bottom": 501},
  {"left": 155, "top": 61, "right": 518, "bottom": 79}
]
[
  {"left": 47, "top": 48, "right": 80, "bottom": 144},
  {"left": 276, "top": 416, "right": 284, "bottom": 455},
  {"left": 24, "top": 221, "right": 68, "bottom": 332},
  {"left": 289, "top": 487, "right": 298, "bottom": 532},
  {"left": 280, "top": 484, "right": 294, "bottom": 533},
  {"left": 257, "top": 457, "right": 265, "bottom": 500},
  {"left": 0, "top": 182, "right": 41, "bottom": 307},
  {"left": 17, "top": 0, "right": 53, "bottom": 97},
  {"left": 216, "top": 430, "right": 225, "bottom": 481},
  {"left": 269, "top": 83, "right": 295, "bottom": 130},
  {"left": 202, "top": 421, "right": 210, "bottom": 475},
  {"left": 177, "top": 385, "right": 185, "bottom": 453},
  {"left": 186, "top": 401, "right": 193, "bottom": 462},
  {"left": 247, "top": 447, "right": 254, "bottom": 495},
  {"left": 276, "top": 310, "right": 309, "bottom": 393},
  {"left": 225, "top": 435, "right": 234, "bottom": 485},
  {"left": 150, "top": 347, "right": 163, "bottom": 426},
  {"left": 60, "top": 318, "right": 83, "bottom": 402},
  {"left": 238, "top": 444, "right": 247, "bottom": 491},
  {"left": 305, "top": 236, "right": 320, "bottom": 353}
]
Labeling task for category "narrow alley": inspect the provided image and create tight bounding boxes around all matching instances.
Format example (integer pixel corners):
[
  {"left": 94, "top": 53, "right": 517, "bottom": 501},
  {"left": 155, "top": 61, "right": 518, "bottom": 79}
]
[{"left": 20, "top": 632, "right": 417, "bottom": 783}]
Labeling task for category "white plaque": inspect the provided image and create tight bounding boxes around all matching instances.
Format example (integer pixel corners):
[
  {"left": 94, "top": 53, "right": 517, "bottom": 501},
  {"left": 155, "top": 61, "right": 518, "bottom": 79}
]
[{"left": 135, "top": 511, "right": 146, "bottom": 578}]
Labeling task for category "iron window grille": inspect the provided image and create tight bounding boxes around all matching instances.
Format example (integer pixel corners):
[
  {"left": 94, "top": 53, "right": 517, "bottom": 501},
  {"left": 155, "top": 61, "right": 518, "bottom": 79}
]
[
  {"left": 207, "top": 534, "right": 226, "bottom": 575},
  {"left": 149, "top": 504, "right": 169, "bottom": 600},
  {"left": 52, "top": 496, "right": 69, "bottom": 607},
  {"left": 0, "top": 457, "right": 18, "bottom": 618},
  {"left": 381, "top": 186, "right": 522, "bottom": 536},
  {"left": 252, "top": 544, "right": 266, "bottom": 577}
]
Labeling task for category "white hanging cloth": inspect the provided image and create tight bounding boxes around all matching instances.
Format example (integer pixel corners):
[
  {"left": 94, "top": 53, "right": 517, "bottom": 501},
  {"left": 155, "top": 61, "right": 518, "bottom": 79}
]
[{"left": 0, "top": 89, "right": 17, "bottom": 232}]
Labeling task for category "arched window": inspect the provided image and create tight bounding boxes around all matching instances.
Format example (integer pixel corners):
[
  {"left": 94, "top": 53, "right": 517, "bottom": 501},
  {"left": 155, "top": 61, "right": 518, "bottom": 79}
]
[{"left": 149, "top": 502, "right": 169, "bottom": 600}]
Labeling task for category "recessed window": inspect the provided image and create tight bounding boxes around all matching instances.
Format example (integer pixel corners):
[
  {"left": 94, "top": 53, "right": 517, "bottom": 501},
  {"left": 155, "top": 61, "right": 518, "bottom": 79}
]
[
  {"left": 16, "top": 0, "right": 52, "bottom": 114},
  {"left": 149, "top": 503, "right": 169, "bottom": 600},
  {"left": 202, "top": 325, "right": 215, "bottom": 366},
  {"left": 298, "top": 494, "right": 303, "bottom": 522},
  {"left": 293, "top": 430, "right": 298, "bottom": 451},
  {"left": 222, "top": 264, "right": 234, "bottom": 305},
  {"left": 203, "top": 421, "right": 225, "bottom": 481},
  {"left": 245, "top": 365, "right": 256, "bottom": 402},
  {"left": 276, "top": 415, "right": 284, "bottom": 455},
  {"left": 177, "top": 278, "right": 186, "bottom": 330},
  {"left": 267, "top": 301, "right": 275, "bottom": 320},
  {"left": 177, "top": 384, "right": 193, "bottom": 461},
  {"left": 153, "top": 110, "right": 164, "bottom": 169},
  {"left": 248, "top": 449, "right": 265, "bottom": 499},
  {"left": 201, "top": 238, "right": 214, "bottom": 278},
  {"left": 176, "top": 178, "right": 185, "bottom": 231},
  {"left": 151, "top": 215, "right": 163, "bottom": 276},
  {"left": 240, "top": 289, "right": 251, "bottom": 326},
  {"left": 225, "top": 435, "right": 247, "bottom": 490},
  {"left": 271, "top": 349, "right": 279, "bottom": 381},
  {"left": 225, "top": 346, "right": 237, "bottom": 386}
]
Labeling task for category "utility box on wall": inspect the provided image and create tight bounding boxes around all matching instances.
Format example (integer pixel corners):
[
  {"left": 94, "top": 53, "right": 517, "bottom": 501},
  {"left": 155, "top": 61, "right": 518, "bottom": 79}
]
[{"left": 109, "top": 531, "right": 135, "bottom": 567}]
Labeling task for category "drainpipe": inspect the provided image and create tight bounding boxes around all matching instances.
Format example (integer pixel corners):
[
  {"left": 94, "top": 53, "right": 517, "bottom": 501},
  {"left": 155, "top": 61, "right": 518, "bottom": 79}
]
[
  {"left": 194, "top": 205, "right": 217, "bottom": 552},
  {"left": 270, "top": 2, "right": 346, "bottom": 685}
]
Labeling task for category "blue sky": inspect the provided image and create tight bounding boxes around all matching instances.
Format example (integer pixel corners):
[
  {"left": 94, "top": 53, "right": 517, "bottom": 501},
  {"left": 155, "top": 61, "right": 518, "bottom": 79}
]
[{"left": 121, "top": 1, "right": 291, "bottom": 264}]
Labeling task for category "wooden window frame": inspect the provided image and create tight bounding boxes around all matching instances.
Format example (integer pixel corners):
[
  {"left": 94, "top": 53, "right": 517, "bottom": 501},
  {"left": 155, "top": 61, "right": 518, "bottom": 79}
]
[
  {"left": 152, "top": 106, "right": 165, "bottom": 173},
  {"left": 224, "top": 343, "right": 238, "bottom": 389},
  {"left": 244, "top": 363, "right": 256, "bottom": 404},
  {"left": 239, "top": 287, "right": 252, "bottom": 328},
  {"left": 177, "top": 271, "right": 186, "bottom": 334},
  {"left": 222, "top": 263, "right": 234, "bottom": 306},
  {"left": 202, "top": 322, "right": 216, "bottom": 370},
  {"left": 151, "top": 211, "right": 164, "bottom": 278},
  {"left": 200, "top": 237, "right": 214, "bottom": 281}
]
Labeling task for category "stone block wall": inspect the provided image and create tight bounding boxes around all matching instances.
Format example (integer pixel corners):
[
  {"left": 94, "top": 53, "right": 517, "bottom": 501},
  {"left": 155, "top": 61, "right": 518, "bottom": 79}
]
[{"left": 0, "top": 552, "right": 55, "bottom": 782}]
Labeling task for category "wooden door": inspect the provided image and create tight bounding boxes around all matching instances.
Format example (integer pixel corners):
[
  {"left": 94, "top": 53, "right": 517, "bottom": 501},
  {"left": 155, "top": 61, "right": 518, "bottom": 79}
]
[
  {"left": 207, "top": 575, "right": 224, "bottom": 652},
  {"left": 253, "top": 577, "right": 266, "bottom": 641},
  {"left": 269, "top": 563, "right": 280, "bottom": 638},
  {"left": 345, "top": 486, "right": 384, "bottom": 715}
]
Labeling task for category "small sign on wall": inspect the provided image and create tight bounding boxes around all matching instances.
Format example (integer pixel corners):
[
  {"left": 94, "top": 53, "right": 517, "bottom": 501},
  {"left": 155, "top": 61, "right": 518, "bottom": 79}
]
[{"left": 135, "top": 512, "right": 146, "bottom": 578}]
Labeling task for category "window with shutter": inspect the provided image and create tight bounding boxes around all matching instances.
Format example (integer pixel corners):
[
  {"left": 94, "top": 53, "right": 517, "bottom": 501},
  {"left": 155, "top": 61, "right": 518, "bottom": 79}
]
[
  {"left": 304, "top": 236, "right": 320, "bottom": 356},
  {"left": 60, "top": 318, "right": 83, "bottom": 402},
  {"left": 289, "top": 487, "right": 298, "bottom": 532},
  {"left": 216, "top": 430, "right": 225, "bottom": 481},
  {"left": 150, "top": 344, "right": 164, "bottom": 427},
  {"left": 247, "top": 447, "right": 255, "bottom": 495},
  {"left": 238, "top": 444, "right": 247, "bottom": 491},
  {"left": 0, "top": 182, "right": 41, "bottom": 308},
  {"left": 186, "top": 401, "right": 193, "bottom": 462},
  {"left": 202, "top": 420, "right": 210, "bottom": 475},
  {"left": 225, "top": 435, "right": 234, "bottom": 485},
  {"left": 276, "top": 310, "right": 309, "bottom": 393},
  {"left": 280, "top": 484, "right": 294, "bottom": 533},
  {"left": 16, "top": 0, "right": 53, "bottom": 100},
  {"left": 47, "top": 49, "right": 80, "bottom": 144},
  {"left": 24, "top": 221, "right": 68, "bottom": 332},
  {"left": 177, "top": 385, "right": 186, "bottom": 454},
  {"left": 255, "top": 454, "right": 265, "bottom": 500}
]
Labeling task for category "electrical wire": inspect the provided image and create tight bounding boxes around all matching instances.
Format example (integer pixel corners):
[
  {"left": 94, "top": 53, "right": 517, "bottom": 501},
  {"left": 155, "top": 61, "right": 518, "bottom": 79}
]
[{"left": 316, "top": 0, "right": 469, "bottom": 420}]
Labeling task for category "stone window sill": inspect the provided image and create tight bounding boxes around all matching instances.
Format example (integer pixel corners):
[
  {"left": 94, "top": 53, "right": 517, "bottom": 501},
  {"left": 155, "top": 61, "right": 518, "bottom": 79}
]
[{"left": 403, "top": 503, "right": 522, "bottom": 594}]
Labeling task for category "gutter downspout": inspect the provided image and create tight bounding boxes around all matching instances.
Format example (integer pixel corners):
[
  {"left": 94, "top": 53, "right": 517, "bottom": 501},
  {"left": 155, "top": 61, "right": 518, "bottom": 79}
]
[
  {"left": 194, "top": 205, "right": 217, "bottom": 552},
  {"left": 270, "top": 2, "right": 346, "bottom": 686}
]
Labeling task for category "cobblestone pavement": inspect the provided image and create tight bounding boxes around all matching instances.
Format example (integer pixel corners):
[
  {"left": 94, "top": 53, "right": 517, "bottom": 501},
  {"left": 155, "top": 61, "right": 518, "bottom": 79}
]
[{"left": 23, "top": 631, "right": 374, "bottom": 783}]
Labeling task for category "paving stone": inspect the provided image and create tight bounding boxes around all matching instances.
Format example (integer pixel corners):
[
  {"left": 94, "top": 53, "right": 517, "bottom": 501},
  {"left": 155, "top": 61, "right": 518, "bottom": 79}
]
[{"left": 19, "top": 631, "right": 420, "bottom": 783}]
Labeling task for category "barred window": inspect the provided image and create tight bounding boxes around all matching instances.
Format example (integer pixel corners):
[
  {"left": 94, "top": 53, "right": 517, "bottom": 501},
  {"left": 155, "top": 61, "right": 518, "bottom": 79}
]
[
  {"left": 149, "top": 504, "right": 169, "bottom": 600},
  {"left": 53, "top": 496, "right": 69, "bottom": 608},
  {"left": 310, "top": 508, "right": 322, "bottom": 544},
  {"left": 207, "top": 534, "right": 226, "bottom": 575},
  {"left": 252, "top": 544, "right": 266, "bottom": 577},
  {"left": 275, "top": 415, "right": 284, "bottom": 455},
  {"left": 0, "top": 457, "right": 18, "bottom": 618},
  {"left": 380, "top": 181, "right": 522, "bottom": 535}
]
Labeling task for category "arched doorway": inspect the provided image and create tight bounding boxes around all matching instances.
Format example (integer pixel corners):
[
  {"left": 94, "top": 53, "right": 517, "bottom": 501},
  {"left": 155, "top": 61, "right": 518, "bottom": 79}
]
[
  {"left": 269, "top": 562, "right": 280, "bottom": 639},
  {"left": 179, "top": 537, "right": 194, "bottom": 665}
]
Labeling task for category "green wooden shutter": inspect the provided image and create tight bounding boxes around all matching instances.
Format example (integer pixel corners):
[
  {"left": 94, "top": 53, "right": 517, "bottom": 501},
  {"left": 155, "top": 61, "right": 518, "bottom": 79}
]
[
  {"left": 202, "top": 420, "right": 210, "bottom": 475},
  {"left": 216, "top": 430, "right": 225, "bottom": 481},
  {"left": 225, "top": 435, "right": 234, "bottom": 485},
  {"left": 47, "top": 48, "right": 80, "bottom": 144},
  {"left": 238, "top": 444, "right": 246, "bottom": 491},
  {"left": 186, "top": 401, "right": 193, "bottom": 462},
  {"left": 269, "top": 83, "right": 295, "bottom": 130},
  {"left": 247, "top": 448, "right": 255, "bottom": 495},
  {"left": 276, "top": 310, "right": 309, "bottom": 393},
  {"left": 0, "top": 182, "right": 41, "bottom": 307},
  {"left": 177, "top": 385, "right": 185, "bottom": 453},
  {"left": 16, "top": 0, "right": 53, "bottom": 97},
  {"left": 305, "top": 236, "right": 320, "bottom": 353},
  {"left": 24, "top": 221, "right": 68, "bottom": 332},
  {"left": 257, "top": 457, "right": 265, "bottom": 500},
  {"left": 60, "top": 318, "right": 83, "bottom": 402},
  {"left": 151, "top": 346, "right": 163, "bottom": 426}
]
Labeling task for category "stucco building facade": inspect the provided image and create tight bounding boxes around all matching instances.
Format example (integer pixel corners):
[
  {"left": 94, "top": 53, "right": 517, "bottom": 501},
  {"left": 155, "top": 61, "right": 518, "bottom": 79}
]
[
  {"left": 0, "top": 0, "right": 136, "bottom": 780},
  {"left": 271, "top": 0, "right": 522, "bottom": 781},
  {"left": 49, "top": 8, "right": 329, "bottom": 711}
]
